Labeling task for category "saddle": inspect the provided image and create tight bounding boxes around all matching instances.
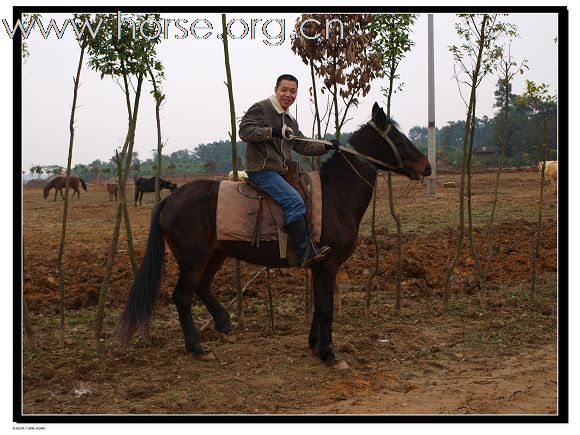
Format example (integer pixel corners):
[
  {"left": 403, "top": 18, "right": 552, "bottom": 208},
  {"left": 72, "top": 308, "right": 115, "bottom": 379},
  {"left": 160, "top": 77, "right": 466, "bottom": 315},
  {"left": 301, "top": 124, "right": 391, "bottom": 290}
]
[
  {"left": 216, "top": 162, "right": 322, "bottom": 259},
  {"left": 242, "top": 161, "right": 313, "bottom": 247}
]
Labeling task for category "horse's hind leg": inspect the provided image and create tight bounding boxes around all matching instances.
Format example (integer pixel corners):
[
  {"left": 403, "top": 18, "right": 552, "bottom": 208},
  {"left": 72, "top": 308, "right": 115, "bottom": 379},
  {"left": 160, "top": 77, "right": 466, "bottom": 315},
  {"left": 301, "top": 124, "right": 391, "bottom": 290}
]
[
  {"left": 173, "top": 261, "right": 214, "bottom": 359},
  {"left": 195, "top": 251, "right": 232, "bottom": 338}
]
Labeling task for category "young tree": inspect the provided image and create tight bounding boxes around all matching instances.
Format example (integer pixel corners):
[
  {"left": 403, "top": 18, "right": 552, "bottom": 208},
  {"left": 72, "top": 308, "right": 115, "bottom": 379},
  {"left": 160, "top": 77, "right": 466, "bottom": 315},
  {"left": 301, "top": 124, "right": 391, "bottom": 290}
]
[
  {"left": 444, "top": 14, "right": 517, "bottom": 307},
  {"left": 147, "top": 57, "right": 166, "bottom": 209},
  {"left": 51, "top": 13, "right": 91, "bottom": 347},
  {"left": 221, "top": 13, "right": 244, "bottom": 329},
  {"left": 367, "top": 13, "right": 417, "bottom": 313},
  {"left": 86, "top": 13, "right": 164, "bottom": 344},
  {"left": 481, "top": 44, "right": 527, "bottom": 306},
  {"left": 516, "top": 81, "right": 557, "bottom": 300}
]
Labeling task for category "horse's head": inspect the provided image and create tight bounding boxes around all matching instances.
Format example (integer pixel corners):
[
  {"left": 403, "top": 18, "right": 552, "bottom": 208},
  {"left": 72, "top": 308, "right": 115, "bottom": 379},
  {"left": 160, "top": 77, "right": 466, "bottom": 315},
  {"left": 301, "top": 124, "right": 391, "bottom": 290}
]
[
  {"left": 43, "top": 186, "right": 49, "bottom": 199},
  {"left": 350, "top": 103, "right": 431, "bottom": 180},
  {"left": 162, "top": 180, "right": 178, "bottom": 192}
]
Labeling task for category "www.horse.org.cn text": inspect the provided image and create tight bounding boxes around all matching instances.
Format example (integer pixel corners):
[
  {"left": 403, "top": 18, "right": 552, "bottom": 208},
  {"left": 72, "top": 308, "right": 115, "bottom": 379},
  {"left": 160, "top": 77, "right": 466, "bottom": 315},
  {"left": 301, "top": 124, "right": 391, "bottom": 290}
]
[{"left": 3, "top": 13, "right": 346, "bottom": 47}]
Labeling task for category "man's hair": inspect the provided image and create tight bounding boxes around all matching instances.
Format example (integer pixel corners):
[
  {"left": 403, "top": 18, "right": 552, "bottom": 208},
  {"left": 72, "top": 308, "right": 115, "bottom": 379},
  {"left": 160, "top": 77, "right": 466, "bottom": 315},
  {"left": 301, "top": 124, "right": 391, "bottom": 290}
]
[{"left": 275, "top": 74, "right": 298, "bottom": 88}]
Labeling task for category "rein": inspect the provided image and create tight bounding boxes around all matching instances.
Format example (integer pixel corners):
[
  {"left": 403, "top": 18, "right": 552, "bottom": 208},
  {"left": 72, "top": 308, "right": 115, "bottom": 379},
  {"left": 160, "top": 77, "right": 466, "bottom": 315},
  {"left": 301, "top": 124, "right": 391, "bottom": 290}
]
[{"left": 285, "top": 121, "right": 406, "bottom": 174}]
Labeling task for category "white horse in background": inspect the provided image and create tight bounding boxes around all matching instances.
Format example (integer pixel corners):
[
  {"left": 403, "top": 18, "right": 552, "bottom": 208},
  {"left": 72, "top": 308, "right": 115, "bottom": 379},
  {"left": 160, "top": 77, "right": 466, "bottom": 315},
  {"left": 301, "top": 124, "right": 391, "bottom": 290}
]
[
  {"left": 538, "top": 160, "right": 558, "bottom": 194},
  {"left": 228, "top": 170, "right": 248, "bottom": 181}
]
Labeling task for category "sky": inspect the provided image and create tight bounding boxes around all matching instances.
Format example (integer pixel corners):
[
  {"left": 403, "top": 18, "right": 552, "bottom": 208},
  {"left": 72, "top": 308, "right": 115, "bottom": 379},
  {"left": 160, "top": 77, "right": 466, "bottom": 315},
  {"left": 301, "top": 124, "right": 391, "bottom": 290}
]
[{"left": 16, "top": 9, "right": 559, "bottom": 172}]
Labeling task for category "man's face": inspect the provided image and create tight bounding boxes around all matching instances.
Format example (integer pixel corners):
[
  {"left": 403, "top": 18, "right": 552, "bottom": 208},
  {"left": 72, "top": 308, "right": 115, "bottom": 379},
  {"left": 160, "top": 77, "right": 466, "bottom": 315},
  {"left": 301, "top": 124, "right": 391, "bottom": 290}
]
[{"left": 274, "top": 79, "right": 298, "bottom": 111}]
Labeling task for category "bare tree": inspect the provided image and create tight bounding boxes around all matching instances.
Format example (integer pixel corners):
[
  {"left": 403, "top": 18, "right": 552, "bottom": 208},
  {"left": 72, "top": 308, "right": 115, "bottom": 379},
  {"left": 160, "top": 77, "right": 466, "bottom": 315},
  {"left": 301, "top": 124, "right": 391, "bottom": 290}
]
[
  {"left": 443, "top": 14, "right": 517, "bottom": 307},
  {"left": 87, "top": 13, "right": 164, "bottom": 344},
  {"left": 481, "top": 45, "right": 527, "bottom": 306},
  {"left": 55, "top": 14, "right": 90, "bottom": 347},
  {"left": 516, "top": 81, "right": 557, "bottom": 300},
  {"left": 367, "top": 13, "right": 417, "bottom": 313},
  {"left": 221, "top": 13, "right": 244, "bottom": 329}
]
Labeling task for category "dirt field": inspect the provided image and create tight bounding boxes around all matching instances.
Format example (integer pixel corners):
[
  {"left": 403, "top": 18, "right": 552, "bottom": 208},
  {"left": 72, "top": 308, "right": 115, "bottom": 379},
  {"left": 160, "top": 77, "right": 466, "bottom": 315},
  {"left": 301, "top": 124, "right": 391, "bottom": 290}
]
[{"left": 20, "top": 170, "right": 559, "bottom": 416}]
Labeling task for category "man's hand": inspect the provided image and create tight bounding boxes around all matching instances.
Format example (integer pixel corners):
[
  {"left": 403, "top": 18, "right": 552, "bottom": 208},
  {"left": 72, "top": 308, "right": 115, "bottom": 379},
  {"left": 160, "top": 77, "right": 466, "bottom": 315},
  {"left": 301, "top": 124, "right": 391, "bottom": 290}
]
[
  {"left": 271, "top": 126, "right": 283, "bottom": 138},
  {"left": 272, "top": 126, "right": 293, "bottom": 139},
  {"left": 325, "top": 139, "right": 341, "bottom": 152}
]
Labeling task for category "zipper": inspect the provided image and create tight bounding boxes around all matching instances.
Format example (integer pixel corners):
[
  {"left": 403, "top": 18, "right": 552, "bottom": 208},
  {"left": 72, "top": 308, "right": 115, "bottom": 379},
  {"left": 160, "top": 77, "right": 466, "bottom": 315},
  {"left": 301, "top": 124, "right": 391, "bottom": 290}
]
[{"left": 281, "top": 113, "right": 288, "bottom": 173}]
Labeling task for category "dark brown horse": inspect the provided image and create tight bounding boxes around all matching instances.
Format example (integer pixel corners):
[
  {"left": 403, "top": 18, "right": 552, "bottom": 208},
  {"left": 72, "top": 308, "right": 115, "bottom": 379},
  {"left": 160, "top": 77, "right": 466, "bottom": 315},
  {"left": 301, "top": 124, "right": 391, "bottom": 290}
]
[
  {"left": 43, "top": 176, "right": 87, "bottom": 201},
  {"left": 134, "top": 176, "right": 178, "bottom": 206},
  {"left": 106, "top": 183, "right": 118, "bottom": 201},
  {"left": 117, "top": 103, "right": 431, "bottom": 368}
]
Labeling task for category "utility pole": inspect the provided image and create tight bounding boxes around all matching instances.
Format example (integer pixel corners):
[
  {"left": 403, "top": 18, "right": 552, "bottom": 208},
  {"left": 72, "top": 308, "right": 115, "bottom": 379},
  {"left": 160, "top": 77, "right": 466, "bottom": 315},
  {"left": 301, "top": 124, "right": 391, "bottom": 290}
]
[{"left": 427, "top": 13, "right": 437, "bottom": 195}]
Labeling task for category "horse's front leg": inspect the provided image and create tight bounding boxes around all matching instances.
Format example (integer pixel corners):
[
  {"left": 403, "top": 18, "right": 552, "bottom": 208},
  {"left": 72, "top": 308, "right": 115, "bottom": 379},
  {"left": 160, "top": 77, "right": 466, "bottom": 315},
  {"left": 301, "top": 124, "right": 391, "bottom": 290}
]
[
  {"left": 310, "top": 263, "right": 348, "bottom": 369},
  {"left": 53, "top": 189, "right": 58, "bottom": 201}
]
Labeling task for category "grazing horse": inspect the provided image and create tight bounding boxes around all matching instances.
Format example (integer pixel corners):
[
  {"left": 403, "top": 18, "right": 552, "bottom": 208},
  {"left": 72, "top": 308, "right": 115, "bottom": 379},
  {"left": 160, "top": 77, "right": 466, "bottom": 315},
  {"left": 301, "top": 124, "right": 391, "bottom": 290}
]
[
  {"left": 117, "top": 103, "right": 431, "bottom": 368},
  {"left": 106, "top": 183, "right": 118, "bottom": 201},
  {"left": 43, "top": 176, "right": 87, "bottom": 201},
  {"left": 134, "top": 176, "right": 178, "bottom": 206}
]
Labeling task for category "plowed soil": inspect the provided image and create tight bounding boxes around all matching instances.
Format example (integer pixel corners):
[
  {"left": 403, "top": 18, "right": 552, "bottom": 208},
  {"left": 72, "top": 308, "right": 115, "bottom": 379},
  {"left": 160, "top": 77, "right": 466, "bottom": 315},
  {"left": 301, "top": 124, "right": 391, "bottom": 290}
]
[{"left": 21, "top": 171, "right": 559, "bottom": 416}]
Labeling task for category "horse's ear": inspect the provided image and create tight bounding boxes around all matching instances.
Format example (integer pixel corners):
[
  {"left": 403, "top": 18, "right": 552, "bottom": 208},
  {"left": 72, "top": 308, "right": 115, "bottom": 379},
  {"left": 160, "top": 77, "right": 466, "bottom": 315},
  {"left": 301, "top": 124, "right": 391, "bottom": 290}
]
[
  {"left": 372, "top": 102, "right": 380, "bottom": 119},
  {"left": 372, "top": 102, "right": 388, "bottom": 130}
]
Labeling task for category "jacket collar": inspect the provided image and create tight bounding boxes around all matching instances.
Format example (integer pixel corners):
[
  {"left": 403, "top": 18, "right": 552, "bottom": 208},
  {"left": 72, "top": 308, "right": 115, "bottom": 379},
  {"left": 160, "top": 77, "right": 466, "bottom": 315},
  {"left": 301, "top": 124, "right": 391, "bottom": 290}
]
[{"left": 268, "top": 95, "right": 295, "bottom": 120}]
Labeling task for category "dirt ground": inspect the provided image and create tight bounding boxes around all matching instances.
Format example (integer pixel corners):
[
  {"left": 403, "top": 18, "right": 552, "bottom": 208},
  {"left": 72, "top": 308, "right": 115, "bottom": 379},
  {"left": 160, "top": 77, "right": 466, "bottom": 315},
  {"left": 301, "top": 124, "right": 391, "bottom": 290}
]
[{"left": 20, "top": 170, "right": 559, "bottom": 416}]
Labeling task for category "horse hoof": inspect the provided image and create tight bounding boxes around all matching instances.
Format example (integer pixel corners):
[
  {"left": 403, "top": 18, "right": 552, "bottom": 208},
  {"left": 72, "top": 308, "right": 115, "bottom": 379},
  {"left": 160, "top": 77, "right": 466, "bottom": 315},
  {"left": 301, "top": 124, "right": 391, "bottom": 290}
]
[
  {"left": 330, "top": 359, "right": 349, "bottom": 370},
  {"left": 218, "top": 332, "right": 236, "bottom": 343},
  {"left": 193, "top": 350, "right": 216, "bottom": 361}
]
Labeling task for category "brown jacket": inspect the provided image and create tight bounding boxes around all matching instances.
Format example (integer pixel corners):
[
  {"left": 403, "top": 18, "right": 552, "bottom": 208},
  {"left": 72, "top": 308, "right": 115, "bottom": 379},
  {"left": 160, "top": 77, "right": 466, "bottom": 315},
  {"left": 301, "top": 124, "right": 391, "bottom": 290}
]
[{"left": 239, "top": 95, "right": 327, "bottom": 174}]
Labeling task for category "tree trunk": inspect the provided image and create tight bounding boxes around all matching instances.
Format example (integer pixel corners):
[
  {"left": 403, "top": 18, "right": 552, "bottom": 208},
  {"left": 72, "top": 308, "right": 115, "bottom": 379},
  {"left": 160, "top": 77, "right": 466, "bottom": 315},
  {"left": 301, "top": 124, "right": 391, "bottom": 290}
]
[
  {"left": 148, "top": 64, "right": 163, "bottom": 209},
  {"left": 530, "top": 117, "right": 548, "bottom": 300},
  {"left": 332, "top": 57, "right": 340, "bottom": 139},
  {"left": 23, "top": 296, "right": 34, "bottom": 349},
  {"left": 221, "top": 14, "right": 244, "bottom": 329},
  {"left": 94, "top": 74, "right": 144, "bottom": 345},
  {"left": 443, "top": 16, "right": 488, "bottom": 307},
  {"left": 118, "top": 58, "right": 137, "bottom": 276},
  {"left": 387, "top": 173, "right": 403, "bottom": 313},
  {"left": 483, "top": 70, "right": 511, "bottom": 307},
  {"left": 56, "top": 41, "right": 86, "bottom": 347},
  {"left": 466, "top": 97, "right": 486, "bottom": 306},
  {"left": 366, "top": 178, "right": 379, "bottom": 314},
  {"left": 310, "top": 59, "right": 322, "bottom": 169}
]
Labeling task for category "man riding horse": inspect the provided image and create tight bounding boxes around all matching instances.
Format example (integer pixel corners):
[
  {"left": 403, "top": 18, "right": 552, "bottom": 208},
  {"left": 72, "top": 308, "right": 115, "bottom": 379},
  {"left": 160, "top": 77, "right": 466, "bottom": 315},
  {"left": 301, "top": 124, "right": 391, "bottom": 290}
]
[{"left": 239, "top": 74, "right": 340, "bottom": 267}]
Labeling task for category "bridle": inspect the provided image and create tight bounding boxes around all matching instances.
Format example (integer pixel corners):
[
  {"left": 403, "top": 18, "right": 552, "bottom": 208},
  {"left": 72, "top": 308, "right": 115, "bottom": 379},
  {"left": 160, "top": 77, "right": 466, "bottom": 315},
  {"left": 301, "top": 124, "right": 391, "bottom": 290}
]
[{"left": 284, "top": 120, "right": 407, "bottom": 188}]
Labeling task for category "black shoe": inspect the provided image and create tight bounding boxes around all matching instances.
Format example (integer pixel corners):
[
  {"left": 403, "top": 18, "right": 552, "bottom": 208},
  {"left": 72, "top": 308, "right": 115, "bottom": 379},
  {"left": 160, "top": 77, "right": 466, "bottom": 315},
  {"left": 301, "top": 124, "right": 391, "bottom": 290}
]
[{"left": 285, "top": 218, "right": 331, "bottom": 267}]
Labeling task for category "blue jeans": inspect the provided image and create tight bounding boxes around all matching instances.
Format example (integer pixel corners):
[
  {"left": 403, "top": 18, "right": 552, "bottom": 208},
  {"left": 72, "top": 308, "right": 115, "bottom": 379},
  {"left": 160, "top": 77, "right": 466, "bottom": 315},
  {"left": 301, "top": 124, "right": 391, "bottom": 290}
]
[{"left": 247, "top": 170, "right": 305, "bottom": 225}]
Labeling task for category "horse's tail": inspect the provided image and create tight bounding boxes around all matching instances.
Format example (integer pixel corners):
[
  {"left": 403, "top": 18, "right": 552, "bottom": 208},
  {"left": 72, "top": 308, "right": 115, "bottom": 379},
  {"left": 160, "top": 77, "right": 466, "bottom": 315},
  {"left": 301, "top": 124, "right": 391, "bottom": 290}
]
[
  {"left": 79, "top": 178, "right": 88, "bottom": 191},
  {"left": 115, "top": 199, "right": 167, "bottom": 346}
]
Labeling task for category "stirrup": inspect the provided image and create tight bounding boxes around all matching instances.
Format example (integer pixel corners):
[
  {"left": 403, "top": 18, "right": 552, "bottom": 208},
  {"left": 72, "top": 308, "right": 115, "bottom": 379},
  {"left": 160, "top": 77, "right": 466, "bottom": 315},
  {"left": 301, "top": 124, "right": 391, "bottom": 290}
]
[{"left": 301, "top": 244, "right": 331, "bottom": 267}]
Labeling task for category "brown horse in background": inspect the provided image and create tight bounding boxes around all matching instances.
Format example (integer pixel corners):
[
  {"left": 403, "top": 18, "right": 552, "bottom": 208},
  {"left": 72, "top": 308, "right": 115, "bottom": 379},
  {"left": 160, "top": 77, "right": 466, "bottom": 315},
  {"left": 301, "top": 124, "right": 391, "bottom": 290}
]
[
  {"left": 106, "top": 183, "right": 118, "bottom": 201},
  {"left": 43, "top": 176, "right": 88, "bottom": 201}
]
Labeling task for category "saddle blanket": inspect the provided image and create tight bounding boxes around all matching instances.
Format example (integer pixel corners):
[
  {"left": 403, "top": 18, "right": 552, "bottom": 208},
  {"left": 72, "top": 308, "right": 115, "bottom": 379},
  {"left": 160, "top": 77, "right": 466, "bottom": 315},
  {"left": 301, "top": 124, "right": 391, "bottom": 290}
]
[{"left": 216, "top": 171, "right": 322, "bottom": 243}]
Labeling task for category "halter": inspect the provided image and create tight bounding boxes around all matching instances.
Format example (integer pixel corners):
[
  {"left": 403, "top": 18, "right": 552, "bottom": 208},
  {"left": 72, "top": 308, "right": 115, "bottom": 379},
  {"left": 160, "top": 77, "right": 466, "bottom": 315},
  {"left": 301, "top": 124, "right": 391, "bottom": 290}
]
[{"left": 365, "top": 120, "right": 405, "bottom": 170}]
